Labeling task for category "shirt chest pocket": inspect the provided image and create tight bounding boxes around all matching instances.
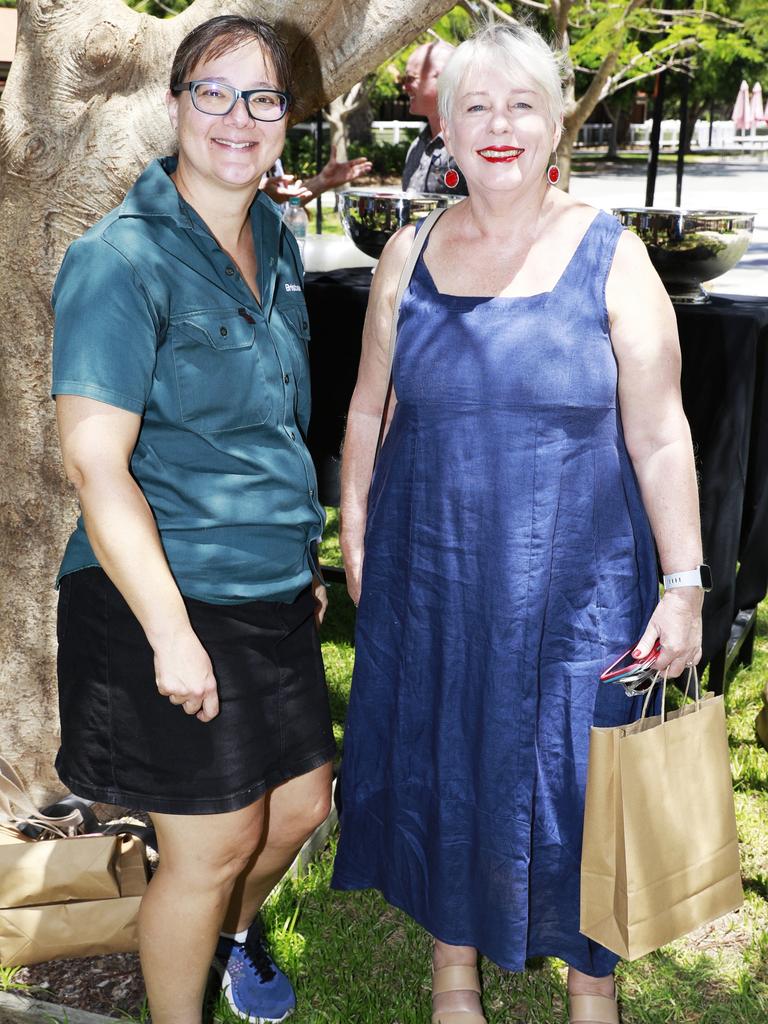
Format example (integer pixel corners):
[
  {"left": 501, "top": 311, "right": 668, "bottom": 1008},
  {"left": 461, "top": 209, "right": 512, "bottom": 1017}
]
[
  {"left": 170, "top": 310, "right": 273, "bottom": 433},
  {"left": 274, "top": 299, "right": 310, "bottom": 386}
]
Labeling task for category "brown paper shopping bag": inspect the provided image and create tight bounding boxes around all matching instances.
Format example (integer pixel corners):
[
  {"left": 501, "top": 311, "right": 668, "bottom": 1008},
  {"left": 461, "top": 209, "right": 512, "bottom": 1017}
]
[
  {"left": 0, "top": 757, "right": 149, "bottom": 966},
  {"left": 0, "top": 827, "right": 147, "bottom": 908},
  {"left": 580, "top": 669, "right": 743, "bottom": 960},
  {"left": 0, "top": 895, "right": 144, "bottom": 966}
]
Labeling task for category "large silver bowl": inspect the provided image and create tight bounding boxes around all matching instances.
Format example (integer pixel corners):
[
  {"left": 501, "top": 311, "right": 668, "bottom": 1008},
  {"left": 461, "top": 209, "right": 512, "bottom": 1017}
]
[
  {"left": 612, "top": 208, "right": 755, "bottom": 303},
  {"left": 339, "top": 190, "right": 462, "bottom": 259}
]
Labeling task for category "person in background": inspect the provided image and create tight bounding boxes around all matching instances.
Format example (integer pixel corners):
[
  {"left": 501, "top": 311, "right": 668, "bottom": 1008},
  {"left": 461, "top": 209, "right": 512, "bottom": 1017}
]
[
  {"left": 51, "top": 15, "right": 334, "bottom": 1024},
  {"left": 262, "top": 146, "right": 372, "bottom": 205},
  {"left": 401, "top": 40, "right": 468, "bottom": 195}
]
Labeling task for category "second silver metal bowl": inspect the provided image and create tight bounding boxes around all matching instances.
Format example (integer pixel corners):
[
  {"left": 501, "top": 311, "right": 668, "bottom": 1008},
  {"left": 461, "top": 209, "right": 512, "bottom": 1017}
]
[{"left": 612, "top": 208, "right": 755, "bottom": 303}]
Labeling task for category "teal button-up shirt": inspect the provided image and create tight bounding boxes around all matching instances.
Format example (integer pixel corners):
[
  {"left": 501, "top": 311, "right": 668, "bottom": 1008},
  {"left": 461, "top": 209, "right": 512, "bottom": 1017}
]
[{"left": 52, "top": 157, "right": 325, "bottom": 603}]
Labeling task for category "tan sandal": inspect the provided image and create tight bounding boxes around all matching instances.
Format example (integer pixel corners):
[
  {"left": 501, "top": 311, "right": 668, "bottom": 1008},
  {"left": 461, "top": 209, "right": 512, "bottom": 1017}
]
[
  {"left": 431, "top": 964, "right": 487, "bottom": 1024},
  {"left": 569, "top": 990, "right": 619, "bottom": 1024}
]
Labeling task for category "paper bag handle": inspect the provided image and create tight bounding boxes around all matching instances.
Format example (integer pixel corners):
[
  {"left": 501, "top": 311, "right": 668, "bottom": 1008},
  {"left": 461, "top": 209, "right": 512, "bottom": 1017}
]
[
  {"left": 640, "top": 665, "right": 700, "bottom": 723},
  {"left": 0, "top": 755, "right": 83, "bottom": 837}
]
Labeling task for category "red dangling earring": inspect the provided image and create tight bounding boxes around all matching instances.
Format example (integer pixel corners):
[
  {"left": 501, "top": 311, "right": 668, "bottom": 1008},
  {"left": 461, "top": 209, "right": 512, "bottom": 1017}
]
[
  {"left": 546, "top": 154, "right": 560, "bottom": 185},
  {"left": 443, "top": 167, "right": 460, "bottom": 189}
]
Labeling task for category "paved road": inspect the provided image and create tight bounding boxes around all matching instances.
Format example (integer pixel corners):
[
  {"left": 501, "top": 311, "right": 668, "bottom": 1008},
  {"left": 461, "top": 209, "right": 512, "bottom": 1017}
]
[{"left": 569, "top": 158, "right": 768, "bottom": 297}]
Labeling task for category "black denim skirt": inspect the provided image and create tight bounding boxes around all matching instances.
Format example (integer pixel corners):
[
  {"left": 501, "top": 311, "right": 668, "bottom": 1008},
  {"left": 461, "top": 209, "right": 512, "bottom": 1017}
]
[{"left": 55, "top": 568, "right": 336, "bottom": 814}]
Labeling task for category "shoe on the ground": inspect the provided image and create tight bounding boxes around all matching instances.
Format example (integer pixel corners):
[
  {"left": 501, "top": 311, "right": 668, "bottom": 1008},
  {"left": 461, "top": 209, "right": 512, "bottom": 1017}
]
[
  {"left": 212, "top": 923, "right": 295, "bottom": 1023},
  {"left": 431, "top": 964, "right": 487, "bottom": 1024}
]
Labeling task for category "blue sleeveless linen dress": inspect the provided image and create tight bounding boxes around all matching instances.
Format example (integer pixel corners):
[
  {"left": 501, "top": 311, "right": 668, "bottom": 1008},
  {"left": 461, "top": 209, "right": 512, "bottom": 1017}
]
[{"left": 332, "top": 210, "right": 659, "bottom": 976}]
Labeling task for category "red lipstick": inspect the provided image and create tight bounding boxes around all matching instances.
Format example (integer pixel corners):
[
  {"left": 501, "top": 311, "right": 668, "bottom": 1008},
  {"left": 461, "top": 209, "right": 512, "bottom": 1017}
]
[{"left": 476, "top": 146, "right": 524, "bottom": 163}]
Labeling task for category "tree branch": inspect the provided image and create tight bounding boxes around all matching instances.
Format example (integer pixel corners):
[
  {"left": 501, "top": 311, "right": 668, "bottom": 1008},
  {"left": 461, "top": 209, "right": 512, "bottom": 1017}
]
[
  {"left": 607, "top": 57, "right": 694, "bottom": 97},
  {"left": 552, "top": 0, "right": 573, "bottom": 47},
  {"left": 21, "top": 0, "right": 135, "bottom": 20},
  {"left": 567, "top": 0, "right": 651, "bottom": 129},
  {"left": 174, "top": 0, "right": 287, "bottom": 33},
  {"left": 656, "top": 8, "right": 743, "bottom": 28},
  {"left": 471, "top": 0, "right": 527, "bottom": 22},
  {"left": 605, "top": 37, "right": 697, "bottom": 92}
]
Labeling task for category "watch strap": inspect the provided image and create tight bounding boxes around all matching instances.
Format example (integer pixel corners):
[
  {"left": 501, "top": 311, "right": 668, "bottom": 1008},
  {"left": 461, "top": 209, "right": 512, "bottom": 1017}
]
[{"left": 663, "top": 565, "right": 711, "bottom": 590}]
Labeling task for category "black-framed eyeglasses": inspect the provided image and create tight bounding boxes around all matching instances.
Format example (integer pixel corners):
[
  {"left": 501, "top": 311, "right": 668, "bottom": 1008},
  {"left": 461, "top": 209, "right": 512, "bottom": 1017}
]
[{"left": 172, "top": 80, "right": 291, "bottom": 122}]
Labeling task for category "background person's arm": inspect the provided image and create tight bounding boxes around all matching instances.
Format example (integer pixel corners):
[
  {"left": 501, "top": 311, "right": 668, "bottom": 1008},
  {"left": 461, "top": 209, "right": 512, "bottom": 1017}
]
[
  {"left": 607, "top": 229, "right": 703, "bottom": 678},
  {"left": 56, "top": 395, "right": 219, "bottom": 722},
  {"left": 260, "top": 147, "right": 372, "bottom": 206},
  {"left": 340, "top": 225, "right": 414, "bottom": 605}
]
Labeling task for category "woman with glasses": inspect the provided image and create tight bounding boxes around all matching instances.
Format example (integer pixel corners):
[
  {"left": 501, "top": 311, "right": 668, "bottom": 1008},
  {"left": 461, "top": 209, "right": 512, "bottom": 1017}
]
[{"left": 51, "top": 16, "right": 334, "bottom": 1024}]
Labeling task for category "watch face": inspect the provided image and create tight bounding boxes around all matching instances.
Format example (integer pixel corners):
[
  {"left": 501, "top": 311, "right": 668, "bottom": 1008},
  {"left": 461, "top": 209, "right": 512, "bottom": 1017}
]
[{"left": 701, "top": 564, "right": 713, "bottom": 591}]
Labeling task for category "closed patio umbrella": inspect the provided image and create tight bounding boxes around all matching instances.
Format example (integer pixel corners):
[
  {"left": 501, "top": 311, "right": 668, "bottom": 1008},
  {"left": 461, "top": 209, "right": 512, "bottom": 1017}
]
[
  {"left": 731, "top": 79, "right": 753, "bottom": 135},
  {"left": 751, "top": 83, "right": 766, "bottom": 127}
]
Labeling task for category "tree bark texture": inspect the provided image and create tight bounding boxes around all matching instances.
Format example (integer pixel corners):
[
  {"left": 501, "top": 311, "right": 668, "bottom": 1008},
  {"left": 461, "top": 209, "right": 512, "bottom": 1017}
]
[{"left": 0, "top": 0, "right": 453, "bottom": 800}]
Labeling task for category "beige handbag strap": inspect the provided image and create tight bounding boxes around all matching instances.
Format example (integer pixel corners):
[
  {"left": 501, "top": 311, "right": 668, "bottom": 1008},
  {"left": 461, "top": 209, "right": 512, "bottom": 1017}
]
[
  {"left": 0, "top": 755, "right": 82, "bottom": 837},
  {"left": 374, "top": 207, "right": 447, "bottom": 464}
]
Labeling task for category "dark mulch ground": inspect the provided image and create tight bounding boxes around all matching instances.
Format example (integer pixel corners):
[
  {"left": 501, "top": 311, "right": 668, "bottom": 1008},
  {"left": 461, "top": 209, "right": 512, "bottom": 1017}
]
[{"left": 18, "top": 952, "right": 147, "bottom": 1019}]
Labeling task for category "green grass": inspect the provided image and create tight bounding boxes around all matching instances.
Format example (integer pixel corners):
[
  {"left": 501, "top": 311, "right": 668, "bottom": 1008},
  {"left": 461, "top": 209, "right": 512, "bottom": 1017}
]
[
  {"left": 307, "top": 210, "right": 345, "bottom": 238},
  {"left": 0, "top": 964, "right": 34, "bottom": 993}
]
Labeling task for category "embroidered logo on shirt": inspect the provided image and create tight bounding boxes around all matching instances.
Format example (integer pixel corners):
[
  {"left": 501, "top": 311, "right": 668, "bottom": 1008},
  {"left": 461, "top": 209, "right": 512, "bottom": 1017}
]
[{"left": 284, "top": 283, "right": 302, "bottom": 293}]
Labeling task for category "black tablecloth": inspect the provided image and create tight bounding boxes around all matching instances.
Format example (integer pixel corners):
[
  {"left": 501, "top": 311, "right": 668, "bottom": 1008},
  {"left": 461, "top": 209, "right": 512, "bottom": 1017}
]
[
  {"left": 305, "top": 269, "right": 374, "bottom": 507},
  {"left": 305, "top": 269, "right": 768, "bottom": 669},
  {"left": 676, "top": 299, "right": 768, "bottom": 665}
]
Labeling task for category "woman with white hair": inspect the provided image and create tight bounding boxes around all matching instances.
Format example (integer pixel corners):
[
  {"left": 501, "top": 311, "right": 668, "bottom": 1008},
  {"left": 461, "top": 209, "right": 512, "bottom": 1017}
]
[{"left": 333, "top": 22, "right": 706, "bottom": 1024}]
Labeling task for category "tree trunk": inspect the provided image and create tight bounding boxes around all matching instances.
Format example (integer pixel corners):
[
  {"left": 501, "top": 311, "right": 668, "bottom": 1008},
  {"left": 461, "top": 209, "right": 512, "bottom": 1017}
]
[
  {"left": 603, "top": 101, "right": 619, "bottom": 159},
  {"left": 324, "top": 84, "right": 367, "bottom": 166},
  {"left": 0, "top": 0, "right": 454, "bottom": 800}
]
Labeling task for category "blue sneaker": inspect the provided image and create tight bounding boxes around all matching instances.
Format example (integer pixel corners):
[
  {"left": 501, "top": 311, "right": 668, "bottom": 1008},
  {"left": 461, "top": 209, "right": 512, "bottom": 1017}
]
[{"left": 213, "top": 923, "right": 296, "bottom": 1023}]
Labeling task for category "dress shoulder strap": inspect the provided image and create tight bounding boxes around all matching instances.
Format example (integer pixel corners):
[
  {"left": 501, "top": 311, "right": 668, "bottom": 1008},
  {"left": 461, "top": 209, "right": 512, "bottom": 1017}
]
[
  {"left": 387, "top": 208, "right": 445, "bottom": 376},
  {"left": 555, "top": 210, "right": 625, "bottom": 322},
  {"left": 374, "top": 207, "right": 445, "bottom": 465}
]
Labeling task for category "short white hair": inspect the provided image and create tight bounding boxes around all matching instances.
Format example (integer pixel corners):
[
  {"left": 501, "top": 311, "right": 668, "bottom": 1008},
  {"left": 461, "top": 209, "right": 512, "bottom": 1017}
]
[{"left": 437, "top": 23, "right": 567, "bottom": 130}]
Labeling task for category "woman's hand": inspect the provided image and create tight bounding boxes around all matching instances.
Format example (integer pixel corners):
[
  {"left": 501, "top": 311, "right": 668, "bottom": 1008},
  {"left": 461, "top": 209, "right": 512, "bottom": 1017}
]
[
  {"left": 312, "top": 577, "right": 328, "bottom": 628},
  {"left": 260, "top": 174, "right": 313, "bottom": 205},
  {"left": 153, "top": 629, "right": 220, "bottom": 723},
  {"left": 632, "top": 588, "right": 704, "bottom": 678}
]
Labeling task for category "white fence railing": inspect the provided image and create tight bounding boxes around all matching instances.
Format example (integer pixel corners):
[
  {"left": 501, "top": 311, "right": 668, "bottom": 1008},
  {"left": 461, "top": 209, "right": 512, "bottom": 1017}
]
[
  {"left": 582, "top": 120, "right": 768, "bottom": 150},
  {"left": 367, "top": 119, "right": 768, "bottom": 151}
]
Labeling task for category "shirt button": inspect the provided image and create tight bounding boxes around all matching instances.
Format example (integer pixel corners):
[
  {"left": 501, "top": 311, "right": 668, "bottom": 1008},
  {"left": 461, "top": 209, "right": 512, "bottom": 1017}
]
[
  {"left": 290, "top": 430, "right": 296, "bottom": 440},
  {"left": 219, "top": 326, "right": 228, "bottom": 337},
  {"left": 284, "top": 373, "right": 290, "bottom": 384},
  {"left": 225, "top": 266, "right": 235, "bottom": 276},
  {"left": 309, "top": 488, "right": 314, "bottom": 498}
]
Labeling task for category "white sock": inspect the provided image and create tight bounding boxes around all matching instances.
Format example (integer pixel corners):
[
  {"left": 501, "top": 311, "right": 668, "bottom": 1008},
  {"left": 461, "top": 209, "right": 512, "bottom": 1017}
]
[{"left": 221, "top": 928, "right": 249, "bottom": 942}]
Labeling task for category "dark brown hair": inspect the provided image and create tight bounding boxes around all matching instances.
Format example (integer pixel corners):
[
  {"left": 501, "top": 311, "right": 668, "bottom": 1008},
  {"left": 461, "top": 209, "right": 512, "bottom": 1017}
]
[{"left": 170, "top": 15, "right": 294, "bottom": 105}]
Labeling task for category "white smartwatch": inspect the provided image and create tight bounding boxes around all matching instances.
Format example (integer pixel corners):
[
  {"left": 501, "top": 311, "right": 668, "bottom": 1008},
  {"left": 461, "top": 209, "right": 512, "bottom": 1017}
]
[{"left": 662, "top": 564, "right": 712, "bottom": 591}]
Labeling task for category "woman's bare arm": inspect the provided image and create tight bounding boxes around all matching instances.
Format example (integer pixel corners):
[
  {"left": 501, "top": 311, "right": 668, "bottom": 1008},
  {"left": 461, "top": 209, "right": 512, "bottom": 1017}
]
[
  {"left": 607, "top": 229, "right": 703, "bottom": 677},
  {"left": 56, "top": 395, "right": 219, "bottom": 721},
  {"left": 340, "top": 225, "right": 414, "bottom": 604}
]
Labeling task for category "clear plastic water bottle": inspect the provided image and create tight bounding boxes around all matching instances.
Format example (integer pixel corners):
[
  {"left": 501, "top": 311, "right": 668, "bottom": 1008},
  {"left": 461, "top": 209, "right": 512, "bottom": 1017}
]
[{"left": 283, "top": 196, "right": 308, "bottom": 262}]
